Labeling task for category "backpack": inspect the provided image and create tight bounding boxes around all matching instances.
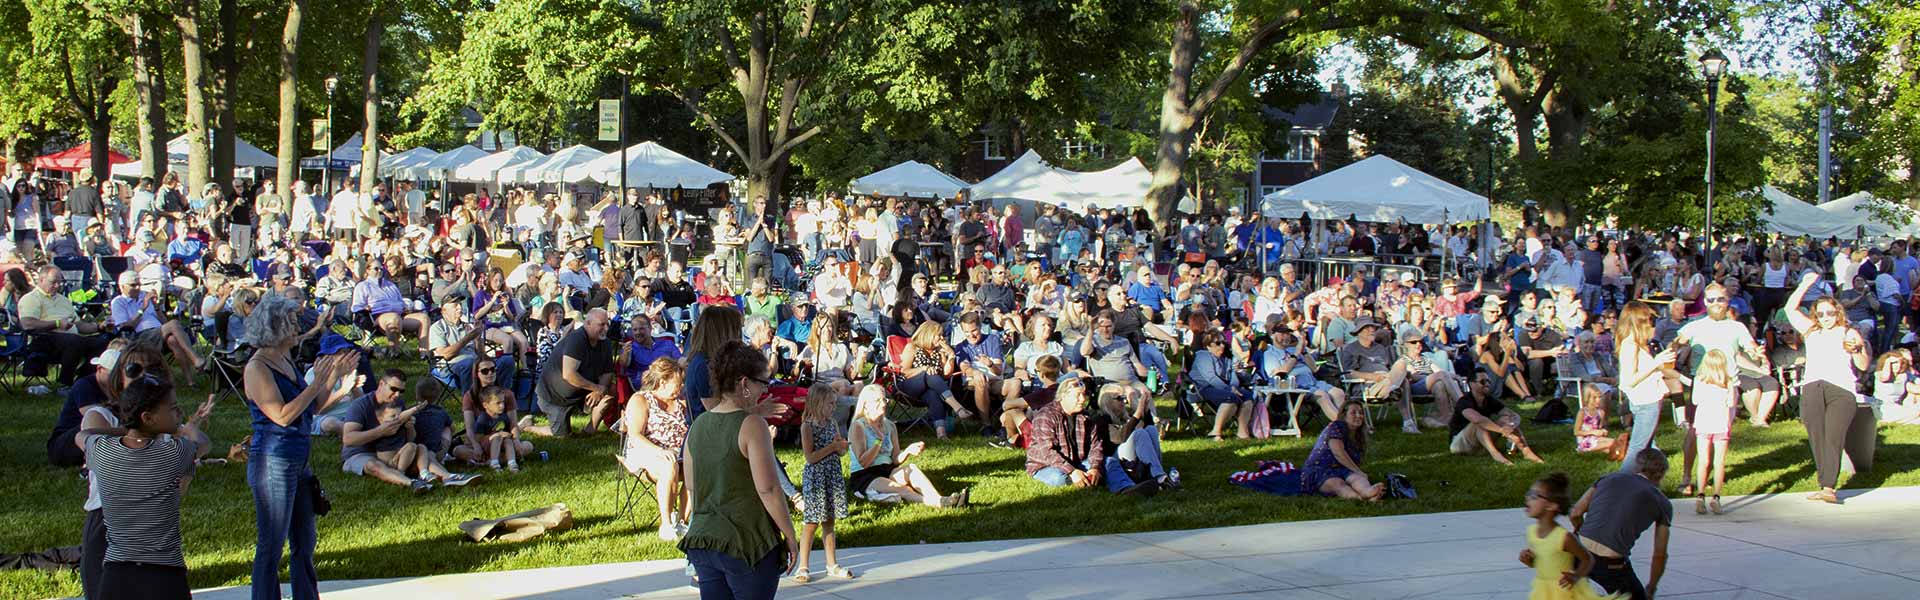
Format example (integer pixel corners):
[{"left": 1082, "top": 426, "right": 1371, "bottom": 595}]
[
  {"left": 1533, "top": 397, "right": 1572, "bottom": 424},
  {"left": 1385, "top": 473, "right": 1417, "bottom": 500}
]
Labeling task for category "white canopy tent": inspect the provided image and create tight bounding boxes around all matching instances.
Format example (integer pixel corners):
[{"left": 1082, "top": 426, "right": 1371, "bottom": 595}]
[
  {"left": 561, "top": 141, "right": 733, "bottom": 188},
  {"left": 970, "top": 150, "right": 1156, "bottom": 213},
  {"left": 451, "top": 146, "right": 547, "bottom": 183},
  {"left": 1756, "top": 186, "right": 1852, "bottom": 239},
  {"left": 851, "top": 160, "right": 969, "bottom": 198},
  {"left": 300, "top": 133, "right": 383, "bottom": 171},
  {"left": 393, "top": 145, "right": 490, "bottom": 181},
  {"left": 503, "top": 144, "right": 606, "bottom": 184},
  {"left": 1821, "top": 192, "right": 1920, "bottom": 238},
  {"left": 1259, "top": 155, "right": 1491, "bottom": 224},
  {"left": 378, "top": 147, "right": 441, "bottom": 173},
  {"left": 112, "top": 134, "right": 278, "bottom": 178}
]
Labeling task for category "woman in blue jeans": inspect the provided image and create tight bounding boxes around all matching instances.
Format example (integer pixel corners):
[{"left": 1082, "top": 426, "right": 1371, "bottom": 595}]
[
  {"left": 896, "top": 322, "right": 971, "bottom": 438},
  {"left": 679, "top": 340, "right": 798, "bottom": 599},
  {"left": 240, "top": 294, "right": 359, "bottom": 600},
  {"left": 1615, "top": 301, "right": 1680, "bottom": 471}
]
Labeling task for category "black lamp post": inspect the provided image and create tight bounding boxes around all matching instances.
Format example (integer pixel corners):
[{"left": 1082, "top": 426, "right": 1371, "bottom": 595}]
[
  {"left": 323, "top": 75, "right": 339, "bottom": 196},
  {"left": 1699, "top": 49, "right": 1727, "bottom": 255}
]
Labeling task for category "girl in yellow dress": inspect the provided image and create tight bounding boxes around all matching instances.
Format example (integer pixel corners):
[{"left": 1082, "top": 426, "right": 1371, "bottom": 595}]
[{"left": 1520, "top": 472, "right": 1624, "bottom": 600}]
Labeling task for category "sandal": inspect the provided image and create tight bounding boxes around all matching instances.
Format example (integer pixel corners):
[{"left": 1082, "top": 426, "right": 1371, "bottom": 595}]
[
  {"left": 1710, "top": 495, "right": 1723, "bottom": 515},
  {"left": 825, "top": 565, "right": 856, "bottom": 579},
  {"left": 1694, "top": 495, "right": 1707, "bottom": 515},
  {"left": 790, "top": 570, "right": 812, "bottom": 584}
]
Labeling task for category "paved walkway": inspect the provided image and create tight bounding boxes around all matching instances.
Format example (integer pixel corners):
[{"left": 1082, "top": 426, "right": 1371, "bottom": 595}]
[{"left": 196, "top": 486, "right": 1920, "bottom": 600}]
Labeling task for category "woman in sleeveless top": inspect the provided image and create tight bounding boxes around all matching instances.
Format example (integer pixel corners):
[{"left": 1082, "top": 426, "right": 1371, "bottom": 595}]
[
  {"left": 1615, "top": 301, "right": 1680, "bottom": 471},
  {"left": 679, "top": 340, "right": 796, "bottom": 599},
  {"left": 622, "top": 359, "right": 690, "bottom": 540},
  {"left": 1781, "top": 272, "right": 1873, "bottom": 504},
  {"left": 1751, "top": 249, "right": 1794, "bottom": 329},
  {"left": 240, "top": 295, "right": 358, "bottom": 600}
]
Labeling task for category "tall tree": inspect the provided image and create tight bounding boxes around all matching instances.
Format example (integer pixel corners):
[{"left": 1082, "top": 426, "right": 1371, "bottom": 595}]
[
  {"left": 175, "top": 0, "right": 213, "bottom": 196},
  {"left": 1144, "top": 0, "right": 1368, "bottom": 232},
  {"left": 210, "top": 0, "right": 241, "bottom": 191},
  {"left": 358, "top": 1, "right": 382, "bottom": 193},
  {"left": 276, "top": 0, "right": 307, "bottom": 195},
  {"left": 14, "top": 0, "right": 126, "bottom": 177}
]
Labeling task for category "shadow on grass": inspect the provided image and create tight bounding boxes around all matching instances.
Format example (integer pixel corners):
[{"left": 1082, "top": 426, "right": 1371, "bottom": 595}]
[{"left": 191, "top": 514, "right": 627, "bottom": 589}]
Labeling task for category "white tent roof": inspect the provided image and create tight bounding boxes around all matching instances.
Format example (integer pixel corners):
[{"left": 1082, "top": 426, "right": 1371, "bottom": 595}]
[
  {"left": 561, "top": 141, "right": 733, "bottom": 188},
  {"left": 1757, "top": 186, "right": 1852, "bottom": 239},
  {"left": 451, "top": 146, "right": 546, "bottom": 183},
  {"left": 394, "top": 145, "right": 490, "bottom": 180},
  {"left": 970, "top": 150, "right": 1154, "bottom": 212},
  {"left": 1821, "top": 192, "right": 1920, "bottom": 238},
  {"left": 112, "top": 134, "right": 278, "bottom": 177},
  {"left": 503, "top": 145, "right": 606, "bottom": 184},
  {"left": 300, "top": 133, "right": 383, "bottom": 170},
  {"left": 851, "top": 161, "right": 969, "bottom": 198},
  {"left": 1259, "top": 154, "right": 1491, "bottom": 224},
  {"left": 378, "top": 147, "right": 441, "bottom": 173},
  {"left": 1068, "top": 158, "right": 1154, "bottom": 209}
]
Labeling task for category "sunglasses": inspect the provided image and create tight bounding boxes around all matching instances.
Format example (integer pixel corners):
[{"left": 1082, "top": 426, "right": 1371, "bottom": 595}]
[
  {"left": 1704, "top": 297, "right": 1729, "bottom": 304},
  {"left": 387, "top": 385, "right": 406, "bottom": 394},
  {"left": 747, "top": 375, "right": 772, "bottom": 386},
  {"left": 476, "top": 367, "right": 496, "bottom": 374},
  {"left": 1815, "top": 310, "right": 1841, "bottom": 317}
]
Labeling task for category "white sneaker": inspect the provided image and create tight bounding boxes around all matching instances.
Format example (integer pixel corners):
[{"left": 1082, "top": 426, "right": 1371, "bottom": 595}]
[
  {"left": 657, "top": 525, "right": 679, "bottom": 541},
  {"left": 1401, "top": 420, "right": 1420, "bottom": 434}
]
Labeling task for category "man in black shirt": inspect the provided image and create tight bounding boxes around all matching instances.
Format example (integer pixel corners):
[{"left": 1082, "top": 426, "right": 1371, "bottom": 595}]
[
  {"left": 1447, "top": 373, "right": 1542, "bottom": 464},
  {"left": 65, "top": 171, "right": 103, "bottom": 234},
  {"left": 525, "top": 308, "right": 616, "bottom": 437}
]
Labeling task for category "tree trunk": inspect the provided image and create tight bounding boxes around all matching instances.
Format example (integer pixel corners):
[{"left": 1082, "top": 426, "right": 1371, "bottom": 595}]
[
  {"left": 1144, "top": 1, "right": 1201, "bottom": 236},
  {"left": 175, "top": 0, "right": 212, "bottom": 197},
  {"left": 212, "top": 0, "right": 238, "bottom": 191},
  {"left": 129, "top": 14, "right": 170, "bottom": 182},
  {"left": 358, "top": 7, "right": 383, "bottom": 193},
  {"left": 275, "top": 0, "right": 305, "bottom": 196},
  {"left": 1493, "top": 49, "right": 1541, "bottom": 164},
  {"left": 1541, "top": 88, "right": 1587, "bottom": 227}
]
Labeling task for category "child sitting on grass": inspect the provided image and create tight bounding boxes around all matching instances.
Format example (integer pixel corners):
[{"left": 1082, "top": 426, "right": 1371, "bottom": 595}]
[
  {"left": 1573, "top": 383, "right": 1619, "bottom": 458},
  {"left": 453, "top": 387, "right": 535, "bottom": 472},
  {"left": 793, "top": 385, "right": 855, "bottom": 582}
]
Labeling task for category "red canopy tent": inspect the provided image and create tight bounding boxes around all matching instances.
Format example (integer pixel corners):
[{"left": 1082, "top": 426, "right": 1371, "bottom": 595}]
[{"left": 33, "top": 143, "right": 132, "bottom": 173}]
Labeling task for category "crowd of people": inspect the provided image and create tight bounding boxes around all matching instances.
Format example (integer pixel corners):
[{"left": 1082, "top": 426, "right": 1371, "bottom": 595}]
[{"left": 6, "top": 158, "right": 1915, "bottom": 600}]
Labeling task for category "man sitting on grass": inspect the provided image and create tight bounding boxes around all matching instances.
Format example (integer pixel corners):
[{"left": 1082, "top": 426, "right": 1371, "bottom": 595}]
[
  {"left": 340, "top": 369, "right": 478, "bottom": 493},
  {"left": 1448, "top": 372, "right": 1544, "bottom": 465},
  {"left": 1025, "top": 374, "right": 1153, "bottom": 495}
]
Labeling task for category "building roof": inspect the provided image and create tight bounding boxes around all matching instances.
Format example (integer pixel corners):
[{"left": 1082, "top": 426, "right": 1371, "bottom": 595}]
[{"left": 1262, "top": 94, "right": 1341, "bottom": 131}]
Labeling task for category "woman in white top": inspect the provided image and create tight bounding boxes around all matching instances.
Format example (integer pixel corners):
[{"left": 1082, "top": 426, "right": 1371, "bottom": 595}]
[
  {"left": 1615, "top": 300, "right": 1682, "bottom": 470},
  {"left": 1782, "top": 271, "right": 1872, "bottom": 504},
  {"left": 1752, "top": 249, "right": 1794, "bottom": 329},
  {"left": 1005, "top": 314, "right": 1067, "bottom": 398}
]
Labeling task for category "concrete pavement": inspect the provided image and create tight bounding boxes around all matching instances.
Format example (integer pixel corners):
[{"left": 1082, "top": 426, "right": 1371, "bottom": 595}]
[{"left": 194, "top": 486, "right": 1920, "bottom": 599}]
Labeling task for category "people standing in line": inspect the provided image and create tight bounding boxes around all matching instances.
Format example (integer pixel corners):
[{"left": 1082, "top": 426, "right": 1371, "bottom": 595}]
[
  {"left": 678, "top": 340, "right": 799, "bottom": 600},
  {"left": 1780, "top": 272, "right": 1873, "bottom": 504},
  {"left": 241, "top": 294, "right": 360, "bottom": 600}
]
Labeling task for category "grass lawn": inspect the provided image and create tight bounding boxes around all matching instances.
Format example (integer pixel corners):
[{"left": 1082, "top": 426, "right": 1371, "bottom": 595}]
[{"left": 3, "top": 362, "right": 1916, "bottom": 599}]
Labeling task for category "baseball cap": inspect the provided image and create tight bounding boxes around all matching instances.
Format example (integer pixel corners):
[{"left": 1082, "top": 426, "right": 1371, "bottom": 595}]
[
  {"left": 117, "top": 271, "right": 139, "bottom": 286},
  {"left": 90, "top": 347, "right": 122, "bottom": 370},
  {"left": 316, "top": 334, "right": 359, "bottom": 358}
]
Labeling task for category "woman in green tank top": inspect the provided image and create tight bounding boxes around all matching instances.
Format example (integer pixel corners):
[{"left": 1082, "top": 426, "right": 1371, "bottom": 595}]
[{"left": 678, "top": 340, "right": 797, "bottom": 599}]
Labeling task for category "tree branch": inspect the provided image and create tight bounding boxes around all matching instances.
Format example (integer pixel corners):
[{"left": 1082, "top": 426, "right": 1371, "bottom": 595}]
[
  {"left": 667, "top": 87, "right": 748, "bottom": 160},
  {"left": 765, "top": 124, "right": 823, "bottom": 164},
  {"left": 58, "top": 49, "right": 90, "bottom": 121}
]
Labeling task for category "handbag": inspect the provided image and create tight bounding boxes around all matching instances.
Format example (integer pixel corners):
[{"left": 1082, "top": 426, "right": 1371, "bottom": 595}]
[
  {"left": 1385, "top": 473, "right": 1417, "bottom": 500},
  {"left": 1248, "top": 395, "right": 1271, "bottom": 439},
  {"left": 304, "top": 473, "right": 332, "bottom": 517}
]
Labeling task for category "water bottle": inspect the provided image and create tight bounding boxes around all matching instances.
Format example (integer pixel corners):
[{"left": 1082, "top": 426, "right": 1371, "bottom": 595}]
[
  {"left": 538, "top": 451, "right": 550, "bottom": 462},
  {"left": 1145, "top": 368, "right": 1160, "bottom": 394}
]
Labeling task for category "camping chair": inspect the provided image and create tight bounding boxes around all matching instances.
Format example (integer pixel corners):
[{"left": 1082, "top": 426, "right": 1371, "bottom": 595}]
[
  {"left": 611, "top": 443, "right": 662, "bottom": 532},
  {"left": 95, "top": 256, "right": 132, "bottom": 295},
  {"left": 1773, "top": 364, "right": 1804, "bottom": 419},
  {"left": 0, "top": 309, "right": 53, "bottom": 394},
  {"left": 874, "top": 335, "right": 932, "bottom": 434}
]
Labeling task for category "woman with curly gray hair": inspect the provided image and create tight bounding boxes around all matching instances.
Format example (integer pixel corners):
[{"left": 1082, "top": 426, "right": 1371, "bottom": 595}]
[{"left": 240, "top": 293, "right": 358, "bottom": 600}]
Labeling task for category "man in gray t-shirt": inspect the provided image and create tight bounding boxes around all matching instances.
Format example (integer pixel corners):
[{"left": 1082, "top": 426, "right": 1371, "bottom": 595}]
[
  {"left": 1566, "top": 448, "right": 1673, "bottom": 600},
  {"left": 428, "top": 298, "right": 517, "bottom": 392}
]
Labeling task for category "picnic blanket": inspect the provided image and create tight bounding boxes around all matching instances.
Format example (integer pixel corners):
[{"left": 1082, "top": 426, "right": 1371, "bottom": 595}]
[{"left": 1230, "top": 460, "right": 1305, "bottom": 496}]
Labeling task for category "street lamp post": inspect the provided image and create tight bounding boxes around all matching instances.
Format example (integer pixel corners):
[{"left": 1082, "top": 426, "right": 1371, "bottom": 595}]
[
  {"left": 1699, "top": 49, "right": 1727, "bottom": 256},
  {"left": 323, "top": 75, "right": 339, "bottom": 198}
]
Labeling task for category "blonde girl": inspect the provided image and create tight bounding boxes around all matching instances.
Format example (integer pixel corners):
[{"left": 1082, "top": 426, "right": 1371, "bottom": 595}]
[
  {"left": 1689, "top": 350, "right": 1735, "bottom": 514},
  {"left": 1573, "top": 383, "right": 1617, "bottom": 456},
  {"left": 792, "top": 385, "right": 853, "bottom": 582},
  {"left": 620, "top": 359, "right": 689, "bottom": 540},
  {"left": 846, "top": 385, "right": 965, "bottom": 508}
]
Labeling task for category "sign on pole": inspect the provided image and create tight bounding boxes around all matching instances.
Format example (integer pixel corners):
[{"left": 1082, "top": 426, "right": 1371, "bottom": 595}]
[
  {"left": 597, "top": 100, "right": 620, "bottom": 142},
  {"left": 310, "top": 120, "right": 329, "bottom": 151}
]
